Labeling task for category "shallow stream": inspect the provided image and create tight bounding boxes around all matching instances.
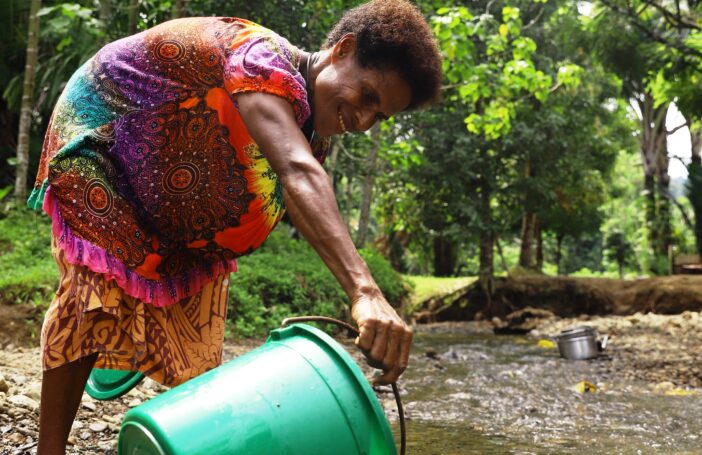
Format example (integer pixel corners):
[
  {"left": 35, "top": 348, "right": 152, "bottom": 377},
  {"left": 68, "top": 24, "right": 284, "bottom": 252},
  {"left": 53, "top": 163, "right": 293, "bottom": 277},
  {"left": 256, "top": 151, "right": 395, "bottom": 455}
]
[{"left": 386, "top": 324, "right": 702, "bottom": 454}]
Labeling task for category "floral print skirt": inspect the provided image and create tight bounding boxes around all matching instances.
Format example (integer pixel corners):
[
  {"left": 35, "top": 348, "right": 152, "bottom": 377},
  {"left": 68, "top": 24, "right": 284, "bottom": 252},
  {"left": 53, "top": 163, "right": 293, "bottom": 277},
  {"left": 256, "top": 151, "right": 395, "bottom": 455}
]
[{"left": 41, "top": 238, "right": 230, "bottom": 387}]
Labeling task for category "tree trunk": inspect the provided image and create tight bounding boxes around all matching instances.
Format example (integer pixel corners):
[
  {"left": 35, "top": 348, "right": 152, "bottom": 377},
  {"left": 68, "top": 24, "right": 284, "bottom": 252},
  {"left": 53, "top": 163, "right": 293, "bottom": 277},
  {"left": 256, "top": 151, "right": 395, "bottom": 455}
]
[
  {"left": 687, "top": 119, "right": 702, "bottom": 257},
  {"left": 555, "top": 234, "right": 564, "bottom": 275},
  {"left": 172, "top": 0, "right": 187, "bottom": 19},
  {"left": 618, "top": 261, "right": 624, "bottom": 279},
  {"left": 433, "top": 235, "right": 457, "bottom": 277},
  {"left": 14, "top": 0, "right": 41, "bottom": 203},
  {"left": 356, "top": 124, "right": 380, "bottom": 248},
  {"left": 535, "top": 216, "right": 543, "bottom": 271},
  {"left": 636, "top": 94, "right": 668, "bottom": 269},
  {"left": 519, "top": 211, "right": 537, "bottom": 269},
  {"left": 127, "top": 0, "right": 140, "bottom": 35},
  {"left": 98, "top": 0, "right": 111, "bottom": 45},
  {"left": 656, "top": 168, "right": 672, "bottom": 258},
  {"left": 326, "top": 140, "right": 340, "bottom": 187},
  {"left": 495, "top": 236, "right": 510, "bottom": 277},
  {"left": 342, "top": 174, "right": 353, "bottom": 228},
  {"left": 655, "top": 117, "right": 672, "bottom": 258},
  {"left": 478, "top": 177, "right": 494, "bottom": 306}
]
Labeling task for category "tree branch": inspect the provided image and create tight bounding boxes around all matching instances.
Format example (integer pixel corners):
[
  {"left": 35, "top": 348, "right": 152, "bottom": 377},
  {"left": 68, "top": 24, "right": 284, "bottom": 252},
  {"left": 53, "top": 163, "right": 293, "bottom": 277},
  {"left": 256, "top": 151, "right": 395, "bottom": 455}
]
[{"left": 667, "top": 121, "right": 689, "bottom": 135}]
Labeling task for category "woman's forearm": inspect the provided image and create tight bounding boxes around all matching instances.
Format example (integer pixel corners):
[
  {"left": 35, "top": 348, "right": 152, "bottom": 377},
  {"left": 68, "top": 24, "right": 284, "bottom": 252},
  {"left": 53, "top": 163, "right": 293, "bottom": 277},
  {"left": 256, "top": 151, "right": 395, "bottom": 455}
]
[{"left": 282, "top": 171, "right": 380, "bottom": 301}]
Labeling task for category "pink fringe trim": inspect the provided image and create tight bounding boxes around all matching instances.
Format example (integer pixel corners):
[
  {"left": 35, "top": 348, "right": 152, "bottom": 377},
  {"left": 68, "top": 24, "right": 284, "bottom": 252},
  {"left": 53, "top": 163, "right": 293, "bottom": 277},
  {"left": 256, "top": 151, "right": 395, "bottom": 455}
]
[{"left": 44, "top": 186, "right": 237, "bottom": 307}]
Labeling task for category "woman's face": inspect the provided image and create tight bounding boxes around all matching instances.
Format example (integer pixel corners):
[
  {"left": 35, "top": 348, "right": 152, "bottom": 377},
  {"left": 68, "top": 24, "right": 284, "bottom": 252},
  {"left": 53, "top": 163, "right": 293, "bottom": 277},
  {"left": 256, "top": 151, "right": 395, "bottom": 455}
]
[{"left": 313, "top": 35, "right": 412, "bottom": 137}]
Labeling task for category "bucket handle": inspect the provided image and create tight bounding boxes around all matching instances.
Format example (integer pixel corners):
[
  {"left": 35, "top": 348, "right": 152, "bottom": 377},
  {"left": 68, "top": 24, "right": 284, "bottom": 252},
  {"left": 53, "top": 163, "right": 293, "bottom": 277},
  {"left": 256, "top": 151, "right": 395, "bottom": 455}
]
[{"left": 281, "top": 316, "right": 406, "bottom": 455}]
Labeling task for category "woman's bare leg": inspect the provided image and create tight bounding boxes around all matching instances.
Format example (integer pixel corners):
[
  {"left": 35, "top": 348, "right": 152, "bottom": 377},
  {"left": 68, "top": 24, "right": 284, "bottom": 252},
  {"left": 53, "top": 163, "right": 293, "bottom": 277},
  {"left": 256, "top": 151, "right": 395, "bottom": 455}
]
[{"left": 37, "top": 353, "right": 99, "bottom": 455}]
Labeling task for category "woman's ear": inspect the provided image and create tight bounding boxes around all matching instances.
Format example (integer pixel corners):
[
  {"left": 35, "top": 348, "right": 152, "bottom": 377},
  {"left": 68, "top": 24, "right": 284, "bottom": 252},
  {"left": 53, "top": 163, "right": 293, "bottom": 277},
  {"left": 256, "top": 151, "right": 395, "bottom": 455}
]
[{"left": 332, "top": 33, "right": 357, "bottom": 62}]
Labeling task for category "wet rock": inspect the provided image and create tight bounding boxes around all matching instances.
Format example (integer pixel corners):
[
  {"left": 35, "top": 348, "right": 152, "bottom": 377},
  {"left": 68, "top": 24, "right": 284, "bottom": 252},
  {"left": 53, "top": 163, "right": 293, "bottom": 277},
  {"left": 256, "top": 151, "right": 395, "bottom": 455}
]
[
  {"left": 142, "top": 378, "right": 167, "bottom": 393},
  {"left": 89, "top": 421, "right": 108, "bottom": 432},
  {"left": 10, "top": 374, "right": 26, "bottom": 386},
  {"left": 82, "top": 401, "right": 97, "bottom": 412},
  {"left": 98, "top": 440, "right": 115, "bottom": 451},
  {"left": 424, "top": 348, "right": 439, "bottom": 359},
  {"left": 71, "top": 420, "right": 84, "bottom": 431},
  {"left": 24, "top": 382, "right": 41, "bottom": 402},
  {"left": 127, "top": 398, "right": 142, "bottom": 408},
  {"left": 0, "top": 374, "right": 9, "bottom": 393},
  {"left": 16, "top": 425, "right": 36, "bottom": 437},
  {"left": 79, "top": 430, "right": 91, "bottom": 440},
  {"left": 7, "top": 432, "right": 25, "bottom": 444},
  {"left": 8, "top": 395, "right": 38, "bottom": 412},
  {"left": 102, "top": 414, "right": 121, "bottom": 425}
]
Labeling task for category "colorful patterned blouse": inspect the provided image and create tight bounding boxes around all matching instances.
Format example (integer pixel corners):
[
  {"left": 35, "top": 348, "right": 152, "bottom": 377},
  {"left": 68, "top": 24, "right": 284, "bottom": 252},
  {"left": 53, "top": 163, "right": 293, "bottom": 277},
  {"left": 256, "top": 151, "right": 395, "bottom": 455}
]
[{"left": 29, "top": 18, "right": 330, "bottom": 306}]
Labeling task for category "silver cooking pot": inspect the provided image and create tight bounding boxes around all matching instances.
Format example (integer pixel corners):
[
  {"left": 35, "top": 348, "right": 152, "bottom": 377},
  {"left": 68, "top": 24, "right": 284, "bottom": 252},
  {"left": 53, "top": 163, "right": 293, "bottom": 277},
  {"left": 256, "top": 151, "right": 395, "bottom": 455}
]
[{"left": 554, "top": 325, "right": 608, "bottom": 360}]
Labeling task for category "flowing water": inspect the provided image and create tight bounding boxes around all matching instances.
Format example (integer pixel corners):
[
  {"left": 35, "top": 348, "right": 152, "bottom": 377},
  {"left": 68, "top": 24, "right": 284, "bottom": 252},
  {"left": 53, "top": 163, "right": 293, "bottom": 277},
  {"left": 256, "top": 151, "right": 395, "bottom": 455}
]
[{"left": 386, "top": 324, "right": 702, "bottom": 454}]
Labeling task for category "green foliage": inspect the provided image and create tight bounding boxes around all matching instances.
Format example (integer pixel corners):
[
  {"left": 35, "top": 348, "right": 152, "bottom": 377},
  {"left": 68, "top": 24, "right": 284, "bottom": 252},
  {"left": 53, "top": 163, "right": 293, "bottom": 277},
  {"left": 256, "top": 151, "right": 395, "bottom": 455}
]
[
  {"left": 0, "top": 208, "right": 56, "bottom": 306},
  {"left": 432, "top": 2, "right": 580, "bottom": 139},
  {"left": 228, "top": 226, "right": 409, "bottom": 338},
  {"left": 604, "top": 231, "right": 634, "bottom": 277}
]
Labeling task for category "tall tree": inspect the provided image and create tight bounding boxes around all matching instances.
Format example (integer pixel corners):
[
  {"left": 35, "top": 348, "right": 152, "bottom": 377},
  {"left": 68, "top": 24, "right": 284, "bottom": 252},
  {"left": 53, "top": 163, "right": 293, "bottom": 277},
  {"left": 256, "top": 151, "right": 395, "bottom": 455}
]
[
  {"left": 588, "top": 5, "right": 673, "bottom": 272},
  {"left": 14, "top": 0, "right": 41, "bottom": 203},
  {"left": 432, "top": 3, "right": 580, "bottom": 291}
]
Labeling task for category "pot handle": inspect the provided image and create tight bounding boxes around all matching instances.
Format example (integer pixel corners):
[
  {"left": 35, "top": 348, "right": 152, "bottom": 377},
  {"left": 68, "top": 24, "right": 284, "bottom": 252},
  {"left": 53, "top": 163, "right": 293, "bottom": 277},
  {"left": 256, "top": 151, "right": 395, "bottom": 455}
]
[
  {"left": 598, "top": 334, "right": 609, "bottom": 351},
  {"left": 281, "top": 316, "right": 406, "bottom": 455}
]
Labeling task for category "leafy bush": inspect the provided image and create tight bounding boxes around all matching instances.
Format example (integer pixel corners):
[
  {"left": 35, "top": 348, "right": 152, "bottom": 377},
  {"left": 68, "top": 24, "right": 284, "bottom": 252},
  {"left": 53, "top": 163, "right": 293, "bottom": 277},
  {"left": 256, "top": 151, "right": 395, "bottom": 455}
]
[
  {"left": 0, "top": 208, "right": 57, "bottom": 306},
  {"left": 228, "top": 226, "right": 410, "bottom": 338}
]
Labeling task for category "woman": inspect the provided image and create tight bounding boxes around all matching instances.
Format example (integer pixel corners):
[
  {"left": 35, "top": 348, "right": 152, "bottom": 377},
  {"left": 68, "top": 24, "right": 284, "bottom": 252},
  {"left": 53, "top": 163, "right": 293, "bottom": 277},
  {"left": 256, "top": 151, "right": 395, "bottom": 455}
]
[{"left": 29, "top": 0, "right": 442, "bottom": 452}]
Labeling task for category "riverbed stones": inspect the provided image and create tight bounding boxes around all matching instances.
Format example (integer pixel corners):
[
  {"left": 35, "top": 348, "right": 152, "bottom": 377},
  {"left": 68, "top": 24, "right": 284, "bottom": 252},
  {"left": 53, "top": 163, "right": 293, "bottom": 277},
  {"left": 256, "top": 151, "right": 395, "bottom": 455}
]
[
  {"left": 82, "top": 400, "right": 97, "bottom": 412},
  {"left": 89, "top": 421, "right": 108, "bottom": 432},
  {"left": 7, "top": 395, "right": 38, "bottom": 412},
  {"left": 0, "top": 374, "right": 9, "bottom": 393}
]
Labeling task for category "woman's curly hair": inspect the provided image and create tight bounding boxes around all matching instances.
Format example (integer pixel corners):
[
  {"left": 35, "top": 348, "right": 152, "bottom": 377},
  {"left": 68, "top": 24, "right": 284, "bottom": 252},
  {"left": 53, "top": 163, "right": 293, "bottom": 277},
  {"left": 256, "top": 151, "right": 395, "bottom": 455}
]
[{"left": 326, "top": 0, "right": 443, "bottom": 110}]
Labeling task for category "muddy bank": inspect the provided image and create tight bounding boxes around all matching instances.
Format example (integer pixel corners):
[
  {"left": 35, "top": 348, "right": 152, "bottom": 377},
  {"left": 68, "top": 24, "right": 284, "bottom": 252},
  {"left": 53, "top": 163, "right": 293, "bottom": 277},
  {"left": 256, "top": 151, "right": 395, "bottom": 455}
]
[{"left": 415, "top": 275, "right": 702, "bottom": 322}]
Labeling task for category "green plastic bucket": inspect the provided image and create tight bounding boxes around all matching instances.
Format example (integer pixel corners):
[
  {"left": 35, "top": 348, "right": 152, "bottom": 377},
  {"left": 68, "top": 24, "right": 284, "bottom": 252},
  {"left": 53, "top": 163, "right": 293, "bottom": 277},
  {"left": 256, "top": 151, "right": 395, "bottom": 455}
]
[
  {"left": 117, "top": 323, "right": 397, "bottom": 455},
  {"left": 86, "top": 369, "right": 145, "bottom": 400}
]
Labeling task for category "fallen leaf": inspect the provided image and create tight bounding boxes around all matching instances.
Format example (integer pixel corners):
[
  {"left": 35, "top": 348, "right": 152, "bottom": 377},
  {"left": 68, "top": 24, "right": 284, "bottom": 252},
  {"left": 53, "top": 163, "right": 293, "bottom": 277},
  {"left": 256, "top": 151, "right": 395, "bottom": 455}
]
[
  {"left": 538, "top": 339, "right": 556, "bottom": 349},
  {"left": 573, "top": 381, "right": 597, "bottom": 393}
]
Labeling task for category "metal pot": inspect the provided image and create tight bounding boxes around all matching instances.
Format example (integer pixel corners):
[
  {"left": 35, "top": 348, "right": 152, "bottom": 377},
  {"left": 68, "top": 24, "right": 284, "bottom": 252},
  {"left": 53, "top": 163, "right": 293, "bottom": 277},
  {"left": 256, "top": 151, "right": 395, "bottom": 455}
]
[{"left": 554, "top": 326, "right": 608, "bottom": 360}]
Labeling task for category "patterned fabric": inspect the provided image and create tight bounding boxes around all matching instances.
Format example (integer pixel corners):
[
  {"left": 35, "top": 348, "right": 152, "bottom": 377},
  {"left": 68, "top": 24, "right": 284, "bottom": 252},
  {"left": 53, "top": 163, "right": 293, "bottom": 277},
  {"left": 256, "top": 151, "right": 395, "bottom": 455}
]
[
  {"left": 29, "top": 17, "right": 331, "bottom": 306},
  {"left": 42, "top": 239, "right": 229, "bottom": 386}
]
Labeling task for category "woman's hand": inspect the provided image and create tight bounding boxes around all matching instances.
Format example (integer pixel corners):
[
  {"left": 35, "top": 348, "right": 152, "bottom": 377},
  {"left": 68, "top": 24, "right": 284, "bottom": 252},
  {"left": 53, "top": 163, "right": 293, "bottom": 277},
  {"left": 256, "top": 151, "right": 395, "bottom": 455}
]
[{"left": 352, "top": 292, "right": 413, "bottom": 385}]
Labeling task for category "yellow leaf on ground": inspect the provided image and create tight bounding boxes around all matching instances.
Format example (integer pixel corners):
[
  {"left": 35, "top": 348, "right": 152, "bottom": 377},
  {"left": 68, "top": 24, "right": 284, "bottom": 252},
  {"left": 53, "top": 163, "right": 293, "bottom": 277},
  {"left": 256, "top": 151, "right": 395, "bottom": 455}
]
[
  {"left": 538, "top": 339, "right": 556, "bottom": 349},
  {"left": 664, "top": 388, "right": 698, "bottom": 396},
  {"left": 574, "top": 381, "right": 597, "bottom": 393}
]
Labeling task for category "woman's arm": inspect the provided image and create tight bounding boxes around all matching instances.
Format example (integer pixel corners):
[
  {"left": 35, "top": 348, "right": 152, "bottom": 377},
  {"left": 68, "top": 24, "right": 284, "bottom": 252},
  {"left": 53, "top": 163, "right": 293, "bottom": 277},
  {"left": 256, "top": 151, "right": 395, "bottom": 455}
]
[{"left": 236, "top": 92, "right": 412, "bottom": 384}]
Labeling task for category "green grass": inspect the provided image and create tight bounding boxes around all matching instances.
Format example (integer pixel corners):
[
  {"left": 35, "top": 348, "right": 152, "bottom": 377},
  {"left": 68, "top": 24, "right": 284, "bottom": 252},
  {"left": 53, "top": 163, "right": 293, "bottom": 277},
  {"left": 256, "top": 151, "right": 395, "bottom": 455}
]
[
  {"left": 0, "top": 208, "right": 57, "bottom": 306},
  {"left": 404, "top": 275, "right": 476, "bottom": 309}
]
